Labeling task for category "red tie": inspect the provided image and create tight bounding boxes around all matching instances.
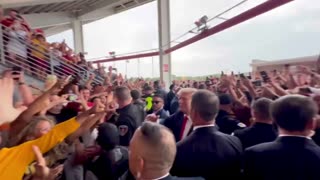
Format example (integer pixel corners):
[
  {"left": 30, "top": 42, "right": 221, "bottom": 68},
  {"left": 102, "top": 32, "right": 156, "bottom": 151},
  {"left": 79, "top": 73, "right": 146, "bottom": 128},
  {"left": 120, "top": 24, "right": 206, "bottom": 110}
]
[{"left": 180, "top": 115, "right": 188, "bottom": 140}]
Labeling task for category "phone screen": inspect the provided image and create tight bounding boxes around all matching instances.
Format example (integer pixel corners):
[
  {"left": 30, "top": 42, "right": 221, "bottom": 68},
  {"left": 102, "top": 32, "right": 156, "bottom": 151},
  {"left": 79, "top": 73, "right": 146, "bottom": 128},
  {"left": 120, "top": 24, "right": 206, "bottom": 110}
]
[
  {"left": 260, "top": 71, "right": 269, "bottom": 82},
  {"left": 252, "top": 80, "right": 262, "bottom": 87},
  {"left": 68, "top": 94, "right": 78, "bottom": 102}
]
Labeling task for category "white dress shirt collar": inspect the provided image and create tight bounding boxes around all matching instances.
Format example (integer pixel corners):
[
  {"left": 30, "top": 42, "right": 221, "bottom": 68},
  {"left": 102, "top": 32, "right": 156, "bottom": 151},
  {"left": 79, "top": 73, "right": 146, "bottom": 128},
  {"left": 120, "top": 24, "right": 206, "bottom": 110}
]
[
  {"left": 279, "top": 134, "right": 311, "bottom": 140},
  {"left": 152, "top": 173, "right": 170, "bottom": 180},
  {"left": 193, "top": 124, "right": 215, "bottom": 131}
]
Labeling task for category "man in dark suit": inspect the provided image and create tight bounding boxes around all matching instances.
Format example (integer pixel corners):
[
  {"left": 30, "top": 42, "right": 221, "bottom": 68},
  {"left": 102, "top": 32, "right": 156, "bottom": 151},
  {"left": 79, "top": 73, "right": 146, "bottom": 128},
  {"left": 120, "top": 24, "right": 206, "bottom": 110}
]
[
  {"left": 162, "top": 88, "right": 197, "bottom": 142},
  {"left": 154, "top": 80, "right": 168, "bottom": 104},
  {"left": 146, "top": 94, "right": 170, "bottom": 121},
  {"left": 216, "top": 93, "right": 246, "bottom": 134},
  {"left": 244, "top": 95, "right": 320, "bottom": 180},
  {"left": 165, "top": 84, "right": 177, "bottom": 112},
  {"left": 233, "top": 98, "right": 278, "bottom": 149},
  {"left": 129, "top": 122, "right": 204, "bottom": 180},
  {"left": 171, "top": 90, "right": 243, "bottom": 179}
]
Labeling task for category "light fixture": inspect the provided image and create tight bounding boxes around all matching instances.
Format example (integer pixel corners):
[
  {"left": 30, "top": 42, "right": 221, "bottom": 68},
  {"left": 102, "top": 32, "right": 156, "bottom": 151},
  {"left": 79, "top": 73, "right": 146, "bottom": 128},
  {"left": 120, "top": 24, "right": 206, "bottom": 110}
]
[
  {"left": 194, "top": 15, "right": 209, "bottom": 32},
  {"left": 109, "top": 51, "right": 116, "bottom": 58}
]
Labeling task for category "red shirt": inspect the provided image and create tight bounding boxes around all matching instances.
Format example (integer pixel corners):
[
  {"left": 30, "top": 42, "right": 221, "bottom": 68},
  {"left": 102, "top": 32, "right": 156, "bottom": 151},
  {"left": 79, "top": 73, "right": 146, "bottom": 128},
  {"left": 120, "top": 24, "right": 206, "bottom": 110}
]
[
  {"left": 1, "top": 17, "right": 14, "bottom": 27},
  {"left": 1, "top": 17, "right": 31, "bottom": 32}
]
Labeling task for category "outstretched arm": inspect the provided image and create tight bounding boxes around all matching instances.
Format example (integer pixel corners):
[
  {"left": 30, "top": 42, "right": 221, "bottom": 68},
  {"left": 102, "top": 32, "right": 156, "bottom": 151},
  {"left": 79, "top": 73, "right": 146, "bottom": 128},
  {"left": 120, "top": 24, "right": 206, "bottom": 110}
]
[
  {"left": 0, "top": 77, "right": 27, "bottom": 125},
  {"left": 9, "top": 79, "right": 68, "bottom": 137}
]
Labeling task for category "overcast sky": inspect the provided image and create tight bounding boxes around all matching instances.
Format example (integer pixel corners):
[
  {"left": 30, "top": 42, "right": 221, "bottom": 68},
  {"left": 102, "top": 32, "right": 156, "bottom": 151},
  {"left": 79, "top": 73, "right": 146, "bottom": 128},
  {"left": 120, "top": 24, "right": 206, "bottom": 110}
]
[{"left": 47, "top": 0, "right": 320, "bottom": 78}]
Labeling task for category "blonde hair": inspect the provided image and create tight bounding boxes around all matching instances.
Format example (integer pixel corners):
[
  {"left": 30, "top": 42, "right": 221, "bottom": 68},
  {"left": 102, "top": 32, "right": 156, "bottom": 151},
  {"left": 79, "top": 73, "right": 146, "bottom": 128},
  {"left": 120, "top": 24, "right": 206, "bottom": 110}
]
[
  {"left": 177, "top": 88, "right": 197, "bottom": 96},
  {"left": 9, "top": 116, "right": 55, "bottom": 147}
]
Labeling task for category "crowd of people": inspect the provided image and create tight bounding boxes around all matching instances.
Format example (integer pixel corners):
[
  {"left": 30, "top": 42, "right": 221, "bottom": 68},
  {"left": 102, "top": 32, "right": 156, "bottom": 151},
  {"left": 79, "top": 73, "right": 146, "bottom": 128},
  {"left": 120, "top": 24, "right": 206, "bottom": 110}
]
[
  {"left": 1, "top": 58, "right": 320, "bottom": 180},
  {"left": 0, "top": 8, "right": 98, "bottom": 80},
  {"left": 1, "top": 5, "right": 320, "bottom": 180}
]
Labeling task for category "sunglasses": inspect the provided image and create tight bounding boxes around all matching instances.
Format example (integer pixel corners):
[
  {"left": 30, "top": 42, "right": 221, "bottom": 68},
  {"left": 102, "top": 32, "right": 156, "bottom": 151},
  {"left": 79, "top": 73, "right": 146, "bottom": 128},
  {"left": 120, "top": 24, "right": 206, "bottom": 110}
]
[{"left": 152, "top": 101, "right": 162, "bottom": 104}]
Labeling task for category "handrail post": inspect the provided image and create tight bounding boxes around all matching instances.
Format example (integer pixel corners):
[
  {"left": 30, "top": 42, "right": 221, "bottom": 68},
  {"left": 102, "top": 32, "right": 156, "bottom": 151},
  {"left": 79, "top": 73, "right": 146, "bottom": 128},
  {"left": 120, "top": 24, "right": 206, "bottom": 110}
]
[
  {"left": 49, "top": 51, "right": 54, "bottom": 75},
  {"left": 86, "top": 69, "right": 91, "bottom": 80},
  {"left": 0, "top": 25, "right": 4, "bottom": 64}
]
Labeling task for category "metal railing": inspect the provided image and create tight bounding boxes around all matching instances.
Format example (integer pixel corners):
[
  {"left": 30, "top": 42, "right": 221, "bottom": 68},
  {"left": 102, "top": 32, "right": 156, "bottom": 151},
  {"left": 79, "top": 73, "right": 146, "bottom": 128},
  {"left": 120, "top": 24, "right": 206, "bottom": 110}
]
[{"left": 0, "top": 24, "right": 103, "bottom": 85}]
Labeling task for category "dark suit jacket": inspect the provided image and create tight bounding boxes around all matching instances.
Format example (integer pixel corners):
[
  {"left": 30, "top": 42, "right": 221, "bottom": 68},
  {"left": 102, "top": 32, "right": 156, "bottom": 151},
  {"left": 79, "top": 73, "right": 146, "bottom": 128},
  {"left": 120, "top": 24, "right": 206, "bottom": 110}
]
[
  {"left": 216, "top": 110, "right": 245, "bottom": 134},
  {"left": 161, "top": 111, "right": 185, "bottom": 142},
  {"left": 165, "top": 90, "right": 176, "bottom": 111},
  {"left": 125, "top": 174, "right": 204, "bottom": 180},
  {"left": 233, "top": 122, "right": 278, "bottom": 149},
  {"left": 171, "top": 126, "right": 243, "bottom": 179},
  {"left": 147, "top": 108, "right": 170, "bottom": 120},
  {"left": 312, "top": 128, "right": 320, "bottom": 146},
  {"left": 244, "top": 136, "right": 320, "bottom": 180},
  {"left": 161, "top": 175, "right": 204, "bottom": 180},
  {"left": 170, "top": 96, "right": 179, "bottom": 115}
]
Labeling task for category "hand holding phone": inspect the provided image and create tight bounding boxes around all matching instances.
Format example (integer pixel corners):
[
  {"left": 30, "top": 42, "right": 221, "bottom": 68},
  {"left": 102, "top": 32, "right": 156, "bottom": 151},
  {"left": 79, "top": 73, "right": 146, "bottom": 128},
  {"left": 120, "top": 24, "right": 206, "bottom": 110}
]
[
  {"left": 240, "top": 73, "right": 246, "bottom": 79},
  {"left": 252, "top": 80, "right": 262, "bottom": 87},
  {"left": 260, "top": 71, "right": 270, "bottom": 83},
  {"left": 11, "top": 67, "right": 22, "bottom": 81}
]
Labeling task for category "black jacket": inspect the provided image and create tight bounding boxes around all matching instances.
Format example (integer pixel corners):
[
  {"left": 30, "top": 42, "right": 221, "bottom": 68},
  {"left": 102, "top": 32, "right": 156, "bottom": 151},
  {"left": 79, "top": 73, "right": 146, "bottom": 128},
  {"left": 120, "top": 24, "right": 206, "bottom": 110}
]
[
  {"left": 125, "top": 174, "right": 204, "bottom": 180},
  {"left": 244, "top": 136, "right": 320, "bottom": 180},
  {"left": 170, "top": 96, "right": 179, "bottom": 115},
  {"left": 162, "top": 111, "right": 185, "bottom": 142},
  {"left": 88, "top": 146, "right": 128, "bottom": 180},
  {"left": 160, "top": 175, "right": 204, "bottom": 180},
  {"left": 165, "top": 90, "right": 176, "bottom": 111},
  {"left": 216, "top": 110, "right": 245, "bottom": 134},
  {"left": 171, "top": 126, "right": 243, "bottom": 179},
  {"left": 113, "top": 104, "right": 145, "bottom": 146},
  {"left": 147, "top": 108, "right": 170, "bottom": 121},
  {"left": 233, "top": 122, "right": 278, "bottom": 149}
]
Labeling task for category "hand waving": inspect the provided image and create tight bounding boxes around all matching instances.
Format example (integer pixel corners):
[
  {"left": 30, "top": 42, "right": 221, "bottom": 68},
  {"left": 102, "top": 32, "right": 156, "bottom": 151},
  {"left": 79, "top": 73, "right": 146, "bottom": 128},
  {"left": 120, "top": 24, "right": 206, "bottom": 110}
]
[
  {"left": 32, "top": 145, "right": 50, "bottom": 180},
  {"left": 0, "top": 77, "right": 27, "bottom": 125}
]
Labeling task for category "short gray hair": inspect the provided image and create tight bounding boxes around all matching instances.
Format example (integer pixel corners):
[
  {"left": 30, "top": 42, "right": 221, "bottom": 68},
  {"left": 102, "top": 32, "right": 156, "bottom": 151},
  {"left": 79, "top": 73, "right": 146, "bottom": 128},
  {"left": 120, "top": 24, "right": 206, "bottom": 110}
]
[
  {"left": 114, "top": 86, "right": 131, "bottom": 102},
  {"left": 139, "top": 122, "right": 176, "bottom": 169},
  {"left": 251, "top": 98, "right": 273, "bottom": 120},
  {"left": 191, "top": 90, "right": 219, "bottom": 122}
]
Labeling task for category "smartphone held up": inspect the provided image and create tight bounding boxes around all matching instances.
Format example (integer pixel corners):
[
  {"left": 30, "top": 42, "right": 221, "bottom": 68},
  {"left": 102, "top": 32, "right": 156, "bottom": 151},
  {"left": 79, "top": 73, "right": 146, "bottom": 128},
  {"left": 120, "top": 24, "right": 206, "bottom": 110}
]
[{"left": 11, "top": 66, "right": 22, "bottom": 81}]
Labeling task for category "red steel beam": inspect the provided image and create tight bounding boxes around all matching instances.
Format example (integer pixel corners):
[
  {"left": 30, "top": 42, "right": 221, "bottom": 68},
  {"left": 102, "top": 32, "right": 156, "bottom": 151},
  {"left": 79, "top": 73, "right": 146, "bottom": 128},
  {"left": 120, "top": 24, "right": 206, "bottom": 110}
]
[
  {"left": 93, "top": 0, "right": 293, "bottom": 64},
  {"left": 93, "top": 51, "right": 159, "bottom": 63},
  {"left": 165, "top": 0, "right": 293, "bottom": 54}
]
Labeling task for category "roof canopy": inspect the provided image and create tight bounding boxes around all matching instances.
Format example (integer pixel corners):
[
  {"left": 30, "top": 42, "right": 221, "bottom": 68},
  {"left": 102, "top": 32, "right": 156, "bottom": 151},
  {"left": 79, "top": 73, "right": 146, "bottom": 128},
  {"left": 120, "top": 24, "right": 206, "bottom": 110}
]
[{"left": 2, "top": 0, "right": 153, "bottom": 36}]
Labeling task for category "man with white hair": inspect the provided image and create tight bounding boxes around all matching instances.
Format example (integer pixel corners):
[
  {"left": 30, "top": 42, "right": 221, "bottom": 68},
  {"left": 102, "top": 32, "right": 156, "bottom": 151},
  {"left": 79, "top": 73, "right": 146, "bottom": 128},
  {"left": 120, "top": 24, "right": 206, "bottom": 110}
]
[{"left": 162, "top": 88, "right": 197, "bottom": 142}]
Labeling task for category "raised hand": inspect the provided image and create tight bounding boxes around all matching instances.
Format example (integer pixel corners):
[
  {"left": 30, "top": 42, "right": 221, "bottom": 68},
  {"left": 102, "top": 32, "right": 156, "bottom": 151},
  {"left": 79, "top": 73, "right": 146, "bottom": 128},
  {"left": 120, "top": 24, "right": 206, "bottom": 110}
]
[
  {"left": 49, "top": 77, "right": 70, "bottom": 95},
  {"left": 0, "top": 77, "right": 27, "bottom": 125},
  {"left": 145, "top": 114, "right": 159, "bottom": 123},
  {"left": 32, "top": 145, "right": 50, "bottom": 180}
]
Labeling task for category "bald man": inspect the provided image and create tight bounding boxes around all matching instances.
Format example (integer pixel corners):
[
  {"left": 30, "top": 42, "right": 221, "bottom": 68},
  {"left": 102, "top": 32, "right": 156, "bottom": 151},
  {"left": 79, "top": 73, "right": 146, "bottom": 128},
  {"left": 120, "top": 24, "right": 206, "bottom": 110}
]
[
  {"left": 162, "top": 88, "right": 197, "bottom": 142},
  {"left": 129, "top": 122, "right": 204, "bottom": 180}
]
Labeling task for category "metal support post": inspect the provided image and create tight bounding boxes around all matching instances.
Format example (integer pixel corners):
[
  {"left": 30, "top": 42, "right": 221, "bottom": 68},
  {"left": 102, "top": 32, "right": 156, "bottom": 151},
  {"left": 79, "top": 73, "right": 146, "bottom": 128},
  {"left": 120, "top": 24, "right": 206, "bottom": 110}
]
[
  {"left": 72, "top": 19, "right": 84, "bottom": 54},
  {"left": 49, "top": 52, "right": 54, "bottom": 75},
  {"left": 0, "top": 25, "right": 5, "bottom": 64},
  {"left": 157, "top": 0, "right": 172, "bottom": 89}
]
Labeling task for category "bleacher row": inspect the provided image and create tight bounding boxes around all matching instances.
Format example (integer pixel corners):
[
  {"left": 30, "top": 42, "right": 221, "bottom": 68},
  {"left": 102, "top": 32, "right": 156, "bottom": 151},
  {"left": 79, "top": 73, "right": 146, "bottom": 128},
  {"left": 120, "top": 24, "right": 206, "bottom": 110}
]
[{"left": 0, "top": 9, "right": 103, "bottom": 86}]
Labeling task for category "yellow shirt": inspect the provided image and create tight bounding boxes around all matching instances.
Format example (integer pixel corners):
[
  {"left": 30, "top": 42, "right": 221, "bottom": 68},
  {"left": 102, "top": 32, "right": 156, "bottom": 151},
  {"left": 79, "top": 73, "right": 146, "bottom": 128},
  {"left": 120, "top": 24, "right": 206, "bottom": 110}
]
[
  {"left": 32, "top": 39, "right": 48, "bottom": 60},
  {"left": 0, "top": 117, "right": 80, "bottom": 180}
]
